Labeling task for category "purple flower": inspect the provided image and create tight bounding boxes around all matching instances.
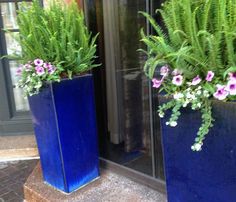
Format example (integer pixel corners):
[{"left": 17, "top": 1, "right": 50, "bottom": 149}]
[
  {"left": 152, "top": 78, "right": 162, "bottom": 88},
  {"left": 226, "top": 80, "right": 236, "bottom": 95},
  {"left": 206, "top": 71, "right": 215, "bottom": 82},
  {"left": 16, "top": 66, "right": 23, "bottom": 76},
  {"left": 34, "top": 59, "right": 44, "bottom": 66},
  {"left": 172, "top": 69, "right": 182, "bottom": 76},
  {"left": 35, "top": 66, "right": 45, "bottom": 76},
  {"left": 228, "top": 72, "right": 236, "bottom": 81},
  {"left": 191, "top": 75, "right": 201, "bottom": 85},
  {"left": 47, "top": 66, "right": 56, "bottom": 74},
  {"left": 24, "top": 64, "right": 32, "bottom": 72},
  {"left": 43, "top": 62, "right": 52, "bottom": 69},
  {"left": 172, "top": 75, "right": 183, "bottom": 86},
  {"left": 213, "top": 85, "right": 229, "bottom": 100},
  {"left": 160, "top": 65, "right": 169, "bottom": 77}
]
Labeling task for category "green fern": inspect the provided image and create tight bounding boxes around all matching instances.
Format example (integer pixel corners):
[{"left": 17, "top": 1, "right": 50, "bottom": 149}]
[
  {"left": 140, "top": 0, "right": 236, "bottom": 151},
  {"left": 141, "top": 0, "right": 236, "bottom": 79},
  {"left": 14, "top": 0, "right": 99, "bottom": 76}
]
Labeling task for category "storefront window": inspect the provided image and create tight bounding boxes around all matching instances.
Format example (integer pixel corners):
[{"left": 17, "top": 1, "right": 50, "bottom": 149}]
[{"left": 0, "top": 1, "right": 31, "bottom": 112}]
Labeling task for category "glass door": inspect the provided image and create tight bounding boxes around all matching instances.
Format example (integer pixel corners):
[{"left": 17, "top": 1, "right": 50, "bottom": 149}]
[
  {"left": 0, "top": 0, "right": 33, "bottom": 135},
  {"left": 101, "top": 0, "right": 165, "bottom": 180}
]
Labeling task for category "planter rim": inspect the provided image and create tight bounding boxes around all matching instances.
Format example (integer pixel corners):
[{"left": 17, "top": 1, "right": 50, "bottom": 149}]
[
  {"left": 44, "top": 73, "right": 92, "bottom": 85},
  {"left": 28, "top": 74, "right": 92, "bottom": 98}
]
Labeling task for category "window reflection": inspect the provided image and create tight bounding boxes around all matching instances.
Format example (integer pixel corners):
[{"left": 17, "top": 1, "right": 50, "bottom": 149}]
[
  {"left": 5, "top": 32, "right": 21, "bottom": 55},
  {"left": 1, "top": 1, "right": 29, "bottom": 112},
  {"left": 9, "top": 61, "right": 29, "bottom": 111},
  {"left": 102, "top": 0, "right": 153, "bottom": 176},
  {"left": 0, "top": 3, "right": 18, "bottom": 29}
]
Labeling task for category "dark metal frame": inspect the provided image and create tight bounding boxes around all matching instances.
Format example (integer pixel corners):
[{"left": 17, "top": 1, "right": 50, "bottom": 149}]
[
  {"left": 100, "top": 158, "right": 166, "bottom": 194},
  {"left": 0, "top": 0, "right": 33, "bottom": 135}
]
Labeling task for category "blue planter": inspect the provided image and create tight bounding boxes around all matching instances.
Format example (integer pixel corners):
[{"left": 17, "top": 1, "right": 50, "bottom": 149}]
[
  {"left": 159, "top": 95, "right": 236, "bottom": 202},
  {"left": 28, "top": 74, "right": 99, "bottom": 193}
]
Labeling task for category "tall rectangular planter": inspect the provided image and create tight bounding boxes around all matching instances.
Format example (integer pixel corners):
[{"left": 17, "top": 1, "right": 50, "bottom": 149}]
[
  {"left": 28, "top": 74, "right": 99, "bottom": 193},
  {"left": 159, "top": 95, "right": 236, "bottom": 202}
]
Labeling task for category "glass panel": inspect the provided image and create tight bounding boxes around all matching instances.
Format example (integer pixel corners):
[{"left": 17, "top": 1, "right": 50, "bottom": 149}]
[
  {"left": 101, "top": 0, "right": 153, "bottom": 176},
  {"left": 9, "top": 61, "right": 29, "bottom": 111},
  {"left": 0, "top": 3, "right": 18, "bottom": 29},
  {"left": 5, "top": 32, "right": 21, "bottom": 55},
  {"left": 17, "top": 1, "right": 32, "bottom": 11}
]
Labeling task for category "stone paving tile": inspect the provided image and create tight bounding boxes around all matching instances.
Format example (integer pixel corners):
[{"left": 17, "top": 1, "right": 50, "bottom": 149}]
[{"left": 0, "top": 160, "right": 38, "bottom": 202}]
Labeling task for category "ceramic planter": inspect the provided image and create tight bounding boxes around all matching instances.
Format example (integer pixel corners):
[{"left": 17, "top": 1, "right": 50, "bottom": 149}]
[
  {"left": 28, "top": 74, "right": 100, "bottom": 193},
  {"left": 159, "top": 95, "right": 236, "bottom": 202}
]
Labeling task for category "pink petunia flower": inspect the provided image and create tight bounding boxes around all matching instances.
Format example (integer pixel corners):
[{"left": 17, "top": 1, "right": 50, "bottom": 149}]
[
  {"left": 206, "top": 71, "right": 215, "bottom": 82},
  {"left": 172, "top": 75, "right": 183, "bottom": 86},
  {"left": 152, "top": 78, "right": 162, "bottom": 88},
  {"left": 172, "top": 69, "right": 182, "bottom": 76},
  {"left": 226, "top": 80, "right": 236, "bottom": 95},
  {"left": 16, "top": 66, "right": 23, "bottom": 76},
  {"left": 24, "top": 64, "right": 32, "bottom": 72},
  {"left": 48, "top": 66, "right": 56, "bottom": 74},
  {"left": 213, "top": 85, "right": 229, "bottom": 100},
  {"left": 43, "top": 62, "right": 52, "bottom": 69},
  {"left": 160, "top": 65, "right": 169, "bottom": 77},
  {"left": 191, "top": 75, "right": 201, "bottom": 85},
  {"left": 228, "top": 72, "right": 236, "bottom": 81},
  {"left": 35, "top": 66, "right": 45, "bottom": 76},
  {"left": 34, "top": 59, "right": 44, "bottom": 66}
]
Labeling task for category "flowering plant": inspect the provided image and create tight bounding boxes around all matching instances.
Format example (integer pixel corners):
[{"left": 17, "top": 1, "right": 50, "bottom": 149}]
[
  {"left": 140, "top": 0, "right": 236, "bottom": 151},
  {"left": 12, "top": 0, "right": 98, "bottom": 96},
  {"left": 16, "top": 59, "right": 62, "bottom": 95}
]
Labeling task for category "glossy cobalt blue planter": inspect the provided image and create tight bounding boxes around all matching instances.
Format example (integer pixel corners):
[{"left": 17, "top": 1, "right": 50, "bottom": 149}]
[
  {"left": 28, "top": 74, "right": 99, "bottom": 193},
  {"left": 159, "top": 95, "right": 236, "bottom": 202}
]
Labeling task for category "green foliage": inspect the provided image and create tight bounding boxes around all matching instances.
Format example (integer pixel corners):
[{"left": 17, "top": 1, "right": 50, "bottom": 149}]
[
  {"left": 140, "top": 0, "right": 236, "bottom": 151},
  {"left": 15, "top": 0, "right": 99, "bottom": 76},
  {"left": 140, "top": 0, "right": 236, "bottom": 79}
]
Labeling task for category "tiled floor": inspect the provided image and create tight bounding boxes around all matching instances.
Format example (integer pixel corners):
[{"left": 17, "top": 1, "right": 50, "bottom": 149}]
[{"left": 0, "top": 160, "right": 38, "bottom": 202}]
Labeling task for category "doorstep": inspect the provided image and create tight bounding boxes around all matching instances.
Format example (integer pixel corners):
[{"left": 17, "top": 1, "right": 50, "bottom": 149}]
[
  {"left": 0, "top": 135, "right": 39, "bottom": 161},
  {"left": 24, "top": 162, "right": 167, "bottom": 202}
]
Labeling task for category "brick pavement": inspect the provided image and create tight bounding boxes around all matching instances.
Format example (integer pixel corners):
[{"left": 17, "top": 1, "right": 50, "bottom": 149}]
[{"left": 0, "top": 160, "right": 38, "bottom": 202}]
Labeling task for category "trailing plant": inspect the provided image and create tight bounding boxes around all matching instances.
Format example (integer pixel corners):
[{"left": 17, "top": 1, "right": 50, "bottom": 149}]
[
  {"left": 140, "top": 0, "right": 236, "bottom": 151},
  {"left": 14, "top": 0, "right": 99, "bottom": 95}
]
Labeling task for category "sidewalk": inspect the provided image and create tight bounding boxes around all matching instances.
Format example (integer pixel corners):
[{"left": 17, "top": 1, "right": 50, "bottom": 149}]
[
  {"left": 0, "top": 160, "right": 38, "bottom": 202},
  {"left": 0, "top": 160, "right": 167, "bottom": 202}
]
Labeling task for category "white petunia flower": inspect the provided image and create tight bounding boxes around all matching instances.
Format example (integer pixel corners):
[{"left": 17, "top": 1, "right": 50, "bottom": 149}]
[
  {"left": 186, "top": 92, "right": 192, "bottom": 99},
  {"left": 170, "top": 121, "right": 177, "bottom": 127},
  {"left": 173, "top": 93, "right": 184, "bottom": 100},
  {"left": 183, "top": 101, "right": 189, "bottom": 107},
  {"left": 159, "top": 112, "right": 164, "bottom": 118},
  {"left": 196, "top": 90, "right": 202, "bottom": 95},
  {"left": 192, "top": 143, "right": 202, "bottom": 151}
]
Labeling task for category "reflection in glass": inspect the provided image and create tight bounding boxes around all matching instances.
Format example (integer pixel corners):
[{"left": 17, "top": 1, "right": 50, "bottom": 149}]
[
  {"left": 102, "top": 0, "right": 153, "bottom": 176},
  {"left": 5, "top": 32, "right": 21, "bottom": 55},
  {"left": 18, "top": 2, "right": 32, "bottom": 11},
  {"left": 9, "top": 61, "right": 29, "bottom": 111},
  {"left": 117, "top": 0, "right": 152, "bottom": 175},
  {"left": 0, "top": 3, "right": 18, "bottom": 29}
]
